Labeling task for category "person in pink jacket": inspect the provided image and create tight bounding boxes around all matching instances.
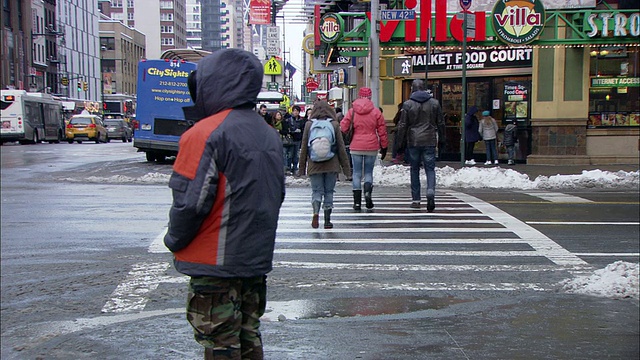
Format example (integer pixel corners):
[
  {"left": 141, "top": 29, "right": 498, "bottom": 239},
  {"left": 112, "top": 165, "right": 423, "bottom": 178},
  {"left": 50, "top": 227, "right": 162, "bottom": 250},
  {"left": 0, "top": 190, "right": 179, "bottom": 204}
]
[{"left": 340, "top": 87, "right": 389, "bottom": 210}]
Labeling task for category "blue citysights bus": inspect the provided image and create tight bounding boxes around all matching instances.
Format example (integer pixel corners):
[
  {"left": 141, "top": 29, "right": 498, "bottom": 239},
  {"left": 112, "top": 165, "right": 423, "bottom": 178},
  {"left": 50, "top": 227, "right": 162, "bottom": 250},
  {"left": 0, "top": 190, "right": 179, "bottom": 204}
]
[{"left": 133, "top": 49, "right": 210, "bottom": 162}]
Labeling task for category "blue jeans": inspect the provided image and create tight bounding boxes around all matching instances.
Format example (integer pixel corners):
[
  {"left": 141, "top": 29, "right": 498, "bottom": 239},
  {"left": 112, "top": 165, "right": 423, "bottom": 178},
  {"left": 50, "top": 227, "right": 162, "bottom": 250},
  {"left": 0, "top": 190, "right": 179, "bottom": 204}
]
[
  {"left": 292, "top": 141, "right": 301, "bottom": 173},
  {"left": 407, "top": 146, "right": 436, "bottom": 201},
  {"left": 485, "top": 139, "right": 497, "bottom": 162},
  {"left": 309, "top": 172, "right": 337, "bottom": 209},
  {"left": 351, "top": 154, "right": 376, "bottom": 190},
  {"left": 283, "top": 145, "right": 295, "bottom": 171},
  {"left": 507, "top": 145, "right": 516, "bottom": 161}
]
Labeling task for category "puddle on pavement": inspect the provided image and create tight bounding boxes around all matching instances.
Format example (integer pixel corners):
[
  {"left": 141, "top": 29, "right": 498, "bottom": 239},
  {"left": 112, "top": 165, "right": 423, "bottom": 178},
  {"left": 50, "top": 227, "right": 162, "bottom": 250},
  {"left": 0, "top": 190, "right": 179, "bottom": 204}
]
[{"left": 263, "top": 295, "right": 473, "bottom": 321}]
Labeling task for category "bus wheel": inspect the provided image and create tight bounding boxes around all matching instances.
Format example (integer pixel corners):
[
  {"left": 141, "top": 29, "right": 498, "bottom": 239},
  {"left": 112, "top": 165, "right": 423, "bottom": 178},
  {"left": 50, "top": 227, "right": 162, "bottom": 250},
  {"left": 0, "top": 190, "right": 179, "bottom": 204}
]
[
  {"left": 156, "top": 154, "right": 166, "bottom": 163},
  {"left": 68, "top": 140, "right": 73, "bottom": 144},
  {"left": 146, "top": 152, "right": 157, "bottom": 162},
  {"left": 77, "top": 140, "right": 83, "bottom": 144}
]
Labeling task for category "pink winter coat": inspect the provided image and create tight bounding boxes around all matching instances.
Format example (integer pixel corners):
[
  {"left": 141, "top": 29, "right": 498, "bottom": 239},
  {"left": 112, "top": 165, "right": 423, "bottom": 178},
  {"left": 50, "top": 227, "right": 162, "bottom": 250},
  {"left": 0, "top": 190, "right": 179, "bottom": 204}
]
[{"left": 340, "top": 98, "right": 389, "bottom": 151}]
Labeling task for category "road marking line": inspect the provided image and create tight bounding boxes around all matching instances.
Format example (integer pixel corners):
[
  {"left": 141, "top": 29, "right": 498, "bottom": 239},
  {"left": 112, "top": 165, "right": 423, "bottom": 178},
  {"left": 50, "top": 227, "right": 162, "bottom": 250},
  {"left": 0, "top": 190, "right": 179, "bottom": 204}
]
[
  {"left": 521, "top": 191, "right": 593, "bottom": 203},
  {"left": 148, "top": 229, "right": 168, "bottom": 253},
  {"left": 573, "top": 253, "right": 640, "bottom": 257},
  {"left": 275, "top": 227, "right": 511, "bottom": 233},
  {"left": 275, "top": 249, "right": 545, "bottom": 256},
  {"left": 526, "top": 221, "right": 639, "bottom": 225},
  {"left": 449, "top": 191, "right": 589, "bottom": 266},
  {"left": 281, "top": 212, "right": 488, "bottom": 217},
  {"left": 101, "top": 262, "right": 171, "bottom": 313},
  {"left": 287, "top": 281, "right": 551, "bottom": 292},
  {"left": 273, "top": 262, "right": 592, "bottom": 273},
  {"left": 277, "top": 238, "right": 524, "bottom": 244},
  {"left": 277, "top": 218, "right": 496, "bottom": 224}
]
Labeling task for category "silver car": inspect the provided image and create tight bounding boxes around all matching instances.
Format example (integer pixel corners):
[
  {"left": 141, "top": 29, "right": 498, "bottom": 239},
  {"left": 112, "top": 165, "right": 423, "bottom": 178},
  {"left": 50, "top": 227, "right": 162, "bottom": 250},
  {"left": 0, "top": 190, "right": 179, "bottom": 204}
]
[{"left": 104, "top": 119, "right": 133, "bottom": 142}]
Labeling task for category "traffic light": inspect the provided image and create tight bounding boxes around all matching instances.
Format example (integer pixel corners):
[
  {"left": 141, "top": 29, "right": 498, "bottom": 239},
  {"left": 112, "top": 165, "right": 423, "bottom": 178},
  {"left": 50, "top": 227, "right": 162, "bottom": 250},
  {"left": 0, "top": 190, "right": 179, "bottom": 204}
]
[
  {"left": 82, "top": 82, "right": 88, "bottom": 91},
  {"left": 77, "top": 82, "right": 82, "bottom": 91}
]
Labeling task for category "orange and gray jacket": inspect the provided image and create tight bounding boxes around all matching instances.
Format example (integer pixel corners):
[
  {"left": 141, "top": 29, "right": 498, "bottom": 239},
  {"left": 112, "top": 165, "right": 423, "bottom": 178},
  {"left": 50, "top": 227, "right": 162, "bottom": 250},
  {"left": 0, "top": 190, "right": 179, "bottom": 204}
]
[{"left": 164, "top": 49, "right": 285, "bottom": 278}]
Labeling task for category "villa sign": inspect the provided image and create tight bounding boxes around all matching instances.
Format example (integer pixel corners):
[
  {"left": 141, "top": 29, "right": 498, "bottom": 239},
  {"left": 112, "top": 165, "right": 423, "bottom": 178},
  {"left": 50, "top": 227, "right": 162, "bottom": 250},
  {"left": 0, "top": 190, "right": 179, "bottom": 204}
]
[{"left": 492, "top": 0, "right": 546, "bottom": 45}]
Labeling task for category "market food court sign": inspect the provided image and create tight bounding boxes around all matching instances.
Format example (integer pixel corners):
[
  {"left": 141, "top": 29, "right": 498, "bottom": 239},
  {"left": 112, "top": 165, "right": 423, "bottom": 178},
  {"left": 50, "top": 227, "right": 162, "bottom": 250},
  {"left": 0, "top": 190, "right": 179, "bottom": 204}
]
[{"left": 411, "top": 48, "right": 532, "bottom": 72}]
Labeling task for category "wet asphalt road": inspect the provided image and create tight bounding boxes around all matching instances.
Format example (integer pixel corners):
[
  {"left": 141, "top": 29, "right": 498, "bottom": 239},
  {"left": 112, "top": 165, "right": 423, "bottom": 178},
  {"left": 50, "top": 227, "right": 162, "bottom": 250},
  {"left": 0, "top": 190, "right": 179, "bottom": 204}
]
[{"left": 1, "top": 142, "right": 638, "bottom": 359}]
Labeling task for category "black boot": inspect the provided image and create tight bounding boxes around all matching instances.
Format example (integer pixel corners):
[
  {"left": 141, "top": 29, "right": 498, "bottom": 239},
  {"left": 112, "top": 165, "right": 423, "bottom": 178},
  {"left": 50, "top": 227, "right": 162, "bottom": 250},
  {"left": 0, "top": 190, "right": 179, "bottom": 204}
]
[
  {"left": 427, "top": 196, "right": 435, "bottom": 213},
  {"left": 352, "top": 190, "right": 362, "bottom": 211},
  {"left": 324, "top": 209, "right": 333, "bottom": 229},
  {"left": 311, "top": 201, "right": 321, "bottom": 228},
  {"left": 364, "top": 182, "right": 374, "bottom": 209}
]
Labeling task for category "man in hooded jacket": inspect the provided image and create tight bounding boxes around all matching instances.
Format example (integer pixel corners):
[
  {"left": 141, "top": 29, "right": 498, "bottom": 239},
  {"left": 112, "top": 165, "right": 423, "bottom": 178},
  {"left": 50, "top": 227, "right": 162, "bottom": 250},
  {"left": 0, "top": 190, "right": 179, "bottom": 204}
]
[
  {"left": 395, "top": 79, "right": 445, "bottom": 212},
  {"left": 164, "top": 49, "right": 285, "bottom": 360}
]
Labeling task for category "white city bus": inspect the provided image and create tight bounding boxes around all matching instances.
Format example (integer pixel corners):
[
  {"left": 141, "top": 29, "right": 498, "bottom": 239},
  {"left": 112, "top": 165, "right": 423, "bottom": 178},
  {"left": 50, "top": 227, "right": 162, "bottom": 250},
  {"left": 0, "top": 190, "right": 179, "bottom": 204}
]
[{"left": 1, "top": 90, "right": 65, "bottom": 144}]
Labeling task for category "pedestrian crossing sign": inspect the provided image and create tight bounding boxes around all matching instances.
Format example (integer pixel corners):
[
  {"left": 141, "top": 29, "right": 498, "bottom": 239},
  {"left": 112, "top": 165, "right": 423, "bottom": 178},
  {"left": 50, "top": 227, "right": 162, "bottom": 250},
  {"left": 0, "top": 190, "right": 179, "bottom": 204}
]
[{"left": 264, "top": 57, "right": 282, "bottom": 75}]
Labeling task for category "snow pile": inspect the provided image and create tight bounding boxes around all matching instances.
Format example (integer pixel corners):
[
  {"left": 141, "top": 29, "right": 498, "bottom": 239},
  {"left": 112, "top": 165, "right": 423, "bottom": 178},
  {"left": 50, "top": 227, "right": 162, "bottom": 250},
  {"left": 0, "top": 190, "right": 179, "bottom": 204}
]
[
  {"left": 70, "top": 173, "right": 171, "bottom": 184},
  {"left": 533, "top": 170, "right": 640, "bottom": 189},
  {"left": 64, "top": 165, "right": 639, "bottom": 190},
  {"left": 560, "top": 261, "right": 639, "bottom": 299}
]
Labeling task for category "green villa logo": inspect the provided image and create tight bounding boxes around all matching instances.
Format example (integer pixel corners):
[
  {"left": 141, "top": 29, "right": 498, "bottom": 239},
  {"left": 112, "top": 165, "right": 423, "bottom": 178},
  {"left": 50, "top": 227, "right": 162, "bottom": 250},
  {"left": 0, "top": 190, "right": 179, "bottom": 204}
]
[
  {"left": 492, "top": 0, "right": 546, "bottom": 45},
  {"left": 319, "top": 13, "right": 343, "bottom": 43}
]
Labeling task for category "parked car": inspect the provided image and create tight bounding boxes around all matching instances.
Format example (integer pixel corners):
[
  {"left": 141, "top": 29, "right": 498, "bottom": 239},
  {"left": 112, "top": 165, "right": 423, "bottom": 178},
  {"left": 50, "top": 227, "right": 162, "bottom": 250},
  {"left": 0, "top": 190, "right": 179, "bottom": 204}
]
[
  {"left": 104, "top": 118, "right": 133, "bottom": 142},
  {"left": 66, "top": 115, "right": 108, "bottom": 144}
]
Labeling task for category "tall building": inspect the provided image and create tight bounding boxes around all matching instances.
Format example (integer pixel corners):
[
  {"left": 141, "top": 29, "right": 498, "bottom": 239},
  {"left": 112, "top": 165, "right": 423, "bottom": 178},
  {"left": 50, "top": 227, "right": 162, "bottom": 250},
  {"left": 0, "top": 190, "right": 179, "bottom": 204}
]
[
  {"left": 186, "top": 0, "right": 251, "bottom": 52},
  {"left": 100, "top": 0, "right": 187, "bottom": 59},
  {"left": 57, "top": 0, "right": 101, "bottom": 102},
  {"left": 99, "top": 14, "right": 145, "bottom": 96},
  {"left": 185, "top": 0, "right": 202, "bottom": 49},
  {"left": 1, "top": 0, "right": 32, "bottom": 91}
]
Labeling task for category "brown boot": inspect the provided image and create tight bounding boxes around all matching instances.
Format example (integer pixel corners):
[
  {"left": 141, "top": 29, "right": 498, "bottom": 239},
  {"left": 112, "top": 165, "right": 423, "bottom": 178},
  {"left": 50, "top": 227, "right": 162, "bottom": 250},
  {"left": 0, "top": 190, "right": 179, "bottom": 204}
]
[{"left": 311, "top": 200, "right": 320, "bottom": 228}]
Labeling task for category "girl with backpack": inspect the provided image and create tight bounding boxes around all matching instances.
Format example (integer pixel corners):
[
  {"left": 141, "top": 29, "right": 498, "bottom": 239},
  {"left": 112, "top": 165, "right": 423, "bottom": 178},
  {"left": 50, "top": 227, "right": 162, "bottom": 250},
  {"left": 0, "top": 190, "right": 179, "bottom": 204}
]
[
  {"left": 298, "top": 101, "right": 352, "bottom": 229},
  {"left": 340, "top": 87, "right": 389, "bottom": 210}
]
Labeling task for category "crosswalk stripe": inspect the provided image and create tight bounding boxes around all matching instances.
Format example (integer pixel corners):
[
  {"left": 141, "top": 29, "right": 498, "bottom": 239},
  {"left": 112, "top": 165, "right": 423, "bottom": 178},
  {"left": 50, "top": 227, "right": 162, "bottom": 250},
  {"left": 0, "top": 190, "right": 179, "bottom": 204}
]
[
  {"left": 275, "top": 249, "right": 546, "bottom": 256},
  {"left": 277, "top": 238, "right": 524, "bottom": 244},
  {"left": 449, "top": 191, "right": 588, "bottom": 266},
  {"left": 276, "top": 227, "right": 511, "bottom": 233},
  {"left": 521, "top": 191, "right": 593, "bottom": 203},
  {"left": 277, "top": 218, "right": 497, "bottom": 224},
  {"left": 273, "top": 261, "right": 592, "bottom": 273}
]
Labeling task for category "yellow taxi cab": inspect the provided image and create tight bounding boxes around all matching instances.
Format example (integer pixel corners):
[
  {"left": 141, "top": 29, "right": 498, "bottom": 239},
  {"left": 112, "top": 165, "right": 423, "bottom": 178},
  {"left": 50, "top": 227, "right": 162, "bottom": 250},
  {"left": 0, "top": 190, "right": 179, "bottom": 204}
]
[{"left": 66, "top": 114, "right": 109, "bottom": 144}]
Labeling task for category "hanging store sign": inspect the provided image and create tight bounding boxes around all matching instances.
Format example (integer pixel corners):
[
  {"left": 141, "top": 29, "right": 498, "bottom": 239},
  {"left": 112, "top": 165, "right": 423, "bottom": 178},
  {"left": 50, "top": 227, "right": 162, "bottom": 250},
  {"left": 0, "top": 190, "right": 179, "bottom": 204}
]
[
  {"left": 492, "top": 0, "right": 546, "bottom": 45},
  {"left": 585, "top": 12, "right": 640, "bottom": 38},
  {"left": 410, "top": 48, "right": 532, "bottom": 72},
  {"left": 319, "top": 13, "right": 343, "bottom": 43},
  {"left": 591, "top": 77, "right": 640, "bottom": 87}
]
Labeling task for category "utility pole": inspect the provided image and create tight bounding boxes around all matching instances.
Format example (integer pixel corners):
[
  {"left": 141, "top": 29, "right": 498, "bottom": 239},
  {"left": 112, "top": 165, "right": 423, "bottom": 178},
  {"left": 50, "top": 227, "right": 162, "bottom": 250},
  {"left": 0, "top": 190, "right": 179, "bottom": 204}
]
[{"left": 370, "top": 0, "right": 380, "bottom": 108}]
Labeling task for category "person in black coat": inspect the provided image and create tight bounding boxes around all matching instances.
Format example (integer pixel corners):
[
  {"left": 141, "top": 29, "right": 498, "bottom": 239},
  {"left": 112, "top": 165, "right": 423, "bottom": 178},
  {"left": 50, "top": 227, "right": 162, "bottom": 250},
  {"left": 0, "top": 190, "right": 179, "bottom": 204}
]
[{"left": 464, "top": 105, "right": 481, "bottom": 165}]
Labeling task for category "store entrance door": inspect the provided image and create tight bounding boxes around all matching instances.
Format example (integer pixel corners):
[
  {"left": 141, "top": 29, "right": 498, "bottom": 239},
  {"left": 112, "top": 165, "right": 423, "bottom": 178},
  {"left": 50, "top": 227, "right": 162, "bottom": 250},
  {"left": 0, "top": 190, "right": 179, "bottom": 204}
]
[{"left": 440, "top": 80, "right": 491, "bottom": 161}]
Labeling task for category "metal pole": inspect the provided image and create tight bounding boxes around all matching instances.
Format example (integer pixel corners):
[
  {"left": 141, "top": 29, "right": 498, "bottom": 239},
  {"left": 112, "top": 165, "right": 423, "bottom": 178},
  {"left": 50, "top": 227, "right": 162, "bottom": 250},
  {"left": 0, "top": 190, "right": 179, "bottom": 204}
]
[
  {"left": 370, "top": 0, "right": 380, "bottom": 108},
  {"left": 425, "top": 26, "right": 430, "bottom": 83},
  {"left": 460, "top": 13, "right": 467, "bottom": 166}
]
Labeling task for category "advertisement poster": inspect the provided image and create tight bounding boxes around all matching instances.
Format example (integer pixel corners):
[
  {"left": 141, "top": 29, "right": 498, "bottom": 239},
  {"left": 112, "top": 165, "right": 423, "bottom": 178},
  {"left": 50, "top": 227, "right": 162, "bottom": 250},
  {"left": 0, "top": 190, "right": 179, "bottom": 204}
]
[
  {"left": 249, "top": 0, "right": 271, "bottom": 25},
  {"left": 503, "top": 81, "right": 530, "bottom": 124},
  {"left": 589, "top": 112, "right": 640, "bottom": 128}
]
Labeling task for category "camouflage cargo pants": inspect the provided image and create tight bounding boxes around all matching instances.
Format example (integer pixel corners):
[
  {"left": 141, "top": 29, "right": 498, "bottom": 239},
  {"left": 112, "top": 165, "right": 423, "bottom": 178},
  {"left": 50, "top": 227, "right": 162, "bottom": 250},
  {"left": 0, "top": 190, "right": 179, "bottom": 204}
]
[{"left": 187, "top": 275, "right": 267, "bottom": 360}]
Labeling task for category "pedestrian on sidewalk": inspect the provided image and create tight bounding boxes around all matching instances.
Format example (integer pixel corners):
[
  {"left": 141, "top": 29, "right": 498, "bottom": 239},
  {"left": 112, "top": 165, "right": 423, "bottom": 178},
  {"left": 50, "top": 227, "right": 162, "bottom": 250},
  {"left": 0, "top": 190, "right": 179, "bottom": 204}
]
[
  {"left": 479, "top": 110, "right": 499, "bottom": 165},
  {"left": 464, "top": 105, "right": 481, "bottom": 165},
  {"left": 395, "top": 79, "right": 446, "bottom": 212},
  {"left": 163, "top": 49, "right": 285, "bottom": 360},
  {"left": 503, "top": 119, "right": 519, "bottom": 165},
  {"left": 298, "top": 100, "right": 351, "bottom": 229},
  {"left": 340, "top": 87, "right": 389, "bottom": 210}
]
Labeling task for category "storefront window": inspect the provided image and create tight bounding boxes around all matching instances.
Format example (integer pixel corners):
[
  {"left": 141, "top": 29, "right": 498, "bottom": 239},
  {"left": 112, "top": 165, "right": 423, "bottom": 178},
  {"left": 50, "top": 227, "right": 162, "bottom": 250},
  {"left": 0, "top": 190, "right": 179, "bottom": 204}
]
[{"left": 588, "top": 46, "right": 639, "bottom": 127}]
